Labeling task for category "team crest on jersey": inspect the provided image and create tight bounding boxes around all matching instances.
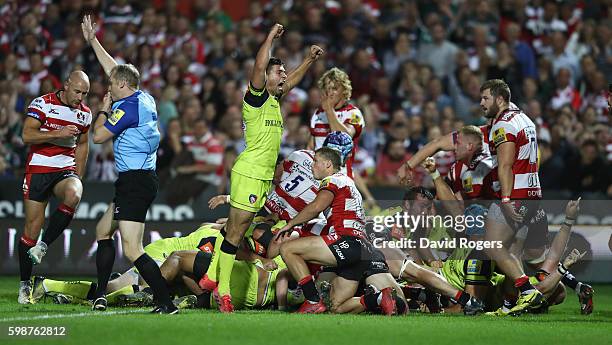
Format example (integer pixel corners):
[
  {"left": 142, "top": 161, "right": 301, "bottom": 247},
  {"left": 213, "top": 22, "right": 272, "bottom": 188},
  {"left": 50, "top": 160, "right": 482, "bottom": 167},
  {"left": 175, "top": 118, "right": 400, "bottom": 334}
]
[
  {"left": 493, "top": 128, "right": 507, "bottom": 146},
  {"left": 466, "top": 259, "right": 481, "bottom": 274},
  {"left": 108, "top": 109, "right": 125, "bottom": 125},
  {"left": 199, "top": 242, "right": 214, "bottom": 253},
  {"left": 462, "top": 176, "right": 473, "bottom": 193},
  {"left": 249, "top": 194, "right": 258, "bottom": 204}
]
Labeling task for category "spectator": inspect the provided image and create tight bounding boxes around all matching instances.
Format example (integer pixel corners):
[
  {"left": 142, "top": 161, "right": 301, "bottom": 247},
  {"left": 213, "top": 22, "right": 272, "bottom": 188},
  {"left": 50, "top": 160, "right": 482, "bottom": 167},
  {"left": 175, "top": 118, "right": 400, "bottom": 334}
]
[
  {"left": 156, "top": 118, "right": 183, "bottom": 186},
  {"left": 373, "top": 138, "right": 410, "bottom": 186},
  {"left": 550, "top": 67, "right": 581, "bottom": 111},
  {"left": 565, "top": 139, "right": 612, "bottom": 198},
  {"left": 166, "top": 118, "right": 223, "bottom": 205},
  {"left": 417, "top": 23, "right": 458, "bottom": 80},
  {"left": 505, "top": 21, "right": 537, "bottom": 79}
]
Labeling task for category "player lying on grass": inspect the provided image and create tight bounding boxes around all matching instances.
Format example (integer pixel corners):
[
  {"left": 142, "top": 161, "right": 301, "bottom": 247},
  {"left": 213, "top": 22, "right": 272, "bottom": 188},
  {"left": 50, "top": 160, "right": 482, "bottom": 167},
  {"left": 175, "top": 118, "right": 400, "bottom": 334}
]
[
  {"left": 422, "top": 154, "right": 593, "bottom": 315},
  {"left": 486, "top": 198, "right": 594, "bottom": 316},
  {"left": 29, "top": 222, "right": 274, "bottom": 306},
  {"left": 147, "top": 224, "right": 297, "bottom": 311}
]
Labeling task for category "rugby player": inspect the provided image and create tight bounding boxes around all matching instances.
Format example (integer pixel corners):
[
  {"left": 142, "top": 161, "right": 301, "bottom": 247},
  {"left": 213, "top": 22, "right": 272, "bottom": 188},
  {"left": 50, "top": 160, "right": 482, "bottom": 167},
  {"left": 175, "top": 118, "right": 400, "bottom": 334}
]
[
  {"left": 310, "top": 68, "right": 376, "bottom": 205},
  {"left": 478, "top": 79, "right": 547, "bottom": 315},
  {"left": 199, "top": 23, "right": 323, "bottom": 313},
  {"left": 277, "top": 147, "right": 372, "bottom": 314},
  {"left": 18, "top": 71, "right": 92, "bottom": 304}
]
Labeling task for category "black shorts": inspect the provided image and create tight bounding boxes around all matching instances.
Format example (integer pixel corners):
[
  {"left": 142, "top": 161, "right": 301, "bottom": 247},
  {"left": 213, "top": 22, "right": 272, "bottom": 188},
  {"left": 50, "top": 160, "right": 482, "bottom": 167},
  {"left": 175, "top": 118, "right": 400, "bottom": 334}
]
[
  {"left": 113, "top": 170, "right": 158, "bottom": 222},
  {"left": 193, "top": 251, "right": 213, "bottom": 280},
  {"left": 489, "top": 200, "right": 548, "bottom": 249},
  {"left": 327, "top": 235, "right": 372, "bottom": 281},
  {"left": 23, "top": 170, "right": 80, "bottom": 202},
  {"left": 363, "top": 248, "right": 389, "bottom": 278}
]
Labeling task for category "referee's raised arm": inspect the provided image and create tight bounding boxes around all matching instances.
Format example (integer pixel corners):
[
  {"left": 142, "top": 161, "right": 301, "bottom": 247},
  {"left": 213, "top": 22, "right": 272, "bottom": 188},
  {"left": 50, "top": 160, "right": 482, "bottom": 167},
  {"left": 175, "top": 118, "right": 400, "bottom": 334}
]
[
  {"left": 81, "top": 15, "right": 117, "bottom": 77},
  {"left": 81, "top": 15, "right": 177, "bottom": 314}
]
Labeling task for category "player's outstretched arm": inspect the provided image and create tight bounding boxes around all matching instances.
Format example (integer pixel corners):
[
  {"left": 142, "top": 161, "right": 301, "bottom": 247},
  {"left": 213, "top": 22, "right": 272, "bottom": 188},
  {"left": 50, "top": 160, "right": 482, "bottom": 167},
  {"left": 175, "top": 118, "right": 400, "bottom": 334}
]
[
  {"left": 81, "top": 15, "right": 118, "bottom": 77},
  {"left": 281, "top": 45, "right": 323, "bottom": 95},
  {"left": 251, "top": 23, "right": 284, "bottom": 90},
  {"left": 539, "top": 198, "right": 581, "bottom": 273},
  {"left": 398, "top": 133, "right": 454, "bottom": 185}
]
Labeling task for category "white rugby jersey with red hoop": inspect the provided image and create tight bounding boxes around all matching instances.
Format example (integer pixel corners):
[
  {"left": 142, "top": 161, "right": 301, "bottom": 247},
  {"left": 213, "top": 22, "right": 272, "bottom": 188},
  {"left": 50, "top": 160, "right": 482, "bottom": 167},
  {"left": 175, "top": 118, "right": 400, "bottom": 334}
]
[
  {"left": 264, "top": 150, "right": 320, "bottom": 221},
  {"left": 488, "top": 108, "right": 542, "bottom": 199},
  {"left": 446, "top": 152, "right": 496, "bottom": 200},
  {"left": 309, "top": 103, "right": 365, "bottom": 178},
  {"left": 318, "top": 172, "right": 367, "bottom": 240},
  {"left": 25, "top": 92, "right": 92, "bottom": 174}
]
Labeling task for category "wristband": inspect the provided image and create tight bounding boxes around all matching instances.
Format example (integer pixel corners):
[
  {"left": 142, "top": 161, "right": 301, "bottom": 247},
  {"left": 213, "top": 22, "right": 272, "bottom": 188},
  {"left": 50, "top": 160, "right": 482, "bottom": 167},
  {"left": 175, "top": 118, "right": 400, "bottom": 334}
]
[
  {"left": 557, "top": 262, "right": 568, "bottom": 275},
  {"left": 501, "top": 197, "right": 511, "bottom": 203},
  {"left": 226, "top": 195, "right": 230, "bottom": 203},
  {"left": 97, "top": 110, "right": 109, "bottom": 117},
  {"left": 429, "top": 170, "right": 440, "bottom": 180},
  {"left": 564, "top": 217, "right": 575, "bottom": 226}
]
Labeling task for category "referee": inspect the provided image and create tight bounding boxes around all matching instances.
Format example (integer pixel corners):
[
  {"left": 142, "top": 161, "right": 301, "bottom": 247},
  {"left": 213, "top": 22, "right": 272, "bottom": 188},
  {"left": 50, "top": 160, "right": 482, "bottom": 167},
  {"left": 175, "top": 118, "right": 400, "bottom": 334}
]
[{"left": 81, "top": 15, "right": 177, "bottom": 314}]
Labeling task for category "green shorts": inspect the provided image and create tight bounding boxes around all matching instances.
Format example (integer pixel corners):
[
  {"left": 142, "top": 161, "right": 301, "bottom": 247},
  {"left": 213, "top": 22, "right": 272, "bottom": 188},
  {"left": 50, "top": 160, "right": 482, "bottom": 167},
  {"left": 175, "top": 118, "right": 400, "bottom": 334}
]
[{"left": 230, "top": 170, "right": 272, "bottom": 213}]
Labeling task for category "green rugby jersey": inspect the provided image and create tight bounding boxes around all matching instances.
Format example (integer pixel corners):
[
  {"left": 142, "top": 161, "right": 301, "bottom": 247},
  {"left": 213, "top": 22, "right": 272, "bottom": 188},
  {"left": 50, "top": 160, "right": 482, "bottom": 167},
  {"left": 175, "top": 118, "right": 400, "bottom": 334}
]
[{"left": 232, "top": 83, "right": 283, "bottom": 180}]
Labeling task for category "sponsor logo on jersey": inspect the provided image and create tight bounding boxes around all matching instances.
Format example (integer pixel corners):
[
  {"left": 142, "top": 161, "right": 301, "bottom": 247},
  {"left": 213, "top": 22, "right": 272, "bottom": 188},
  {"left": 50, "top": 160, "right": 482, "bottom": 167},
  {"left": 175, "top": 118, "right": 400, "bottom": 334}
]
[
  {"left": 108, "top": 109, "right": 125, "bottom": 125},
  {"left": 265, "top": 119, "right": 283, "bottom": 128},
  {"left": 493, "top": 128, "right": 507, "bottom": 146},
  {"left": 467, "top": 259, "right": 481, "bottom": 274},
  {"left": 462, "top": 176, "right": 473, "bottom": 193}
]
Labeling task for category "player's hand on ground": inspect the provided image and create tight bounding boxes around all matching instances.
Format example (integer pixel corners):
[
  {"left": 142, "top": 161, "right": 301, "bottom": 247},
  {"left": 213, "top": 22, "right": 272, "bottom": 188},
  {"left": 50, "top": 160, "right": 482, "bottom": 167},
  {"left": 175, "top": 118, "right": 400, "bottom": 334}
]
[
  {"left": 208, "top": 195, "right": 229, "bottom": 209},
  {"left": 562, "top": 248, "right": 586, "bottom": 268},
  {"left": 81, "top": 15, "right": 97, "bottom": 43},
  {"left": 308, "top": 45, "right": 324, "bottom": 61},
  {"left": 564, "top": 197, "right": 581, "bottom": 220},
  {"left": 268, "top": 23, "right": 284, "bottom": 40},
  {"left": 421, "top": 157, "right": 437, "bottom": 174},
  {"left": 261, "top": 258, "right": 278, "bottom": 271},
  {"left": 501, "top": 202, "right": 524, "bottom": 223},
  {"left": 56, "top": 125, "right": 79, "bottom": 138}
]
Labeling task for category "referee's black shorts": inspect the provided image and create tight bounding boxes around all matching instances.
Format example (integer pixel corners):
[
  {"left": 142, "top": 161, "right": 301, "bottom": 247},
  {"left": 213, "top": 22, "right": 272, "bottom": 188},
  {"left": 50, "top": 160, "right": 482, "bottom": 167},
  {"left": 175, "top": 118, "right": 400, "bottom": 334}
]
[{"left": 113, "top": 170, "right": 158, "bottom": 223}]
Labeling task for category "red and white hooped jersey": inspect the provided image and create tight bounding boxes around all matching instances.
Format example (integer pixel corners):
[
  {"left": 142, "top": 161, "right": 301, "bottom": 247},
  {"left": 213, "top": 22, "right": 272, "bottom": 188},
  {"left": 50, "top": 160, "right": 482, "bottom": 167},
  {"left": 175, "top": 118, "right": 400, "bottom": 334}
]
[
  {"left": 446, "top": 152, "right": 496, "bottom": 200},
  {"left": 309, "top": 103, "right": 365, "bottom": 178},
  {"left": 264, "top": 150, "right": 320, "bottom": 221},
  {"left": 319, "top": 172, "right": 366, "bottom": 238},
  {"left": 25, "top": 92, "right": 92, "bottom": 174},
  {"left": 488, "top": 108, "right": 542, "bottom": 199}
]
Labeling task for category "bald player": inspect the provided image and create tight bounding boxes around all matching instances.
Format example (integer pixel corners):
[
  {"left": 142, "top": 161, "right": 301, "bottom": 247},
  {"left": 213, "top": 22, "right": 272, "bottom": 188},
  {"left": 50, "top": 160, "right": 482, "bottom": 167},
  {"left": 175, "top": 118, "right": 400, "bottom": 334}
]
[{"left": 18, "top": 70, "right": 92, "bottom": 304}]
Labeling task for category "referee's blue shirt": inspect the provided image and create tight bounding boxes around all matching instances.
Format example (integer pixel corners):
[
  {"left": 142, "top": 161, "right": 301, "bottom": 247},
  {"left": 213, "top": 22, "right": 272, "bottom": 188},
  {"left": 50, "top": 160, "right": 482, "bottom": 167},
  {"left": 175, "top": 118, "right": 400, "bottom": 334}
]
[{"left": 104, "top": 90, "right": 160, "bottom": 172}]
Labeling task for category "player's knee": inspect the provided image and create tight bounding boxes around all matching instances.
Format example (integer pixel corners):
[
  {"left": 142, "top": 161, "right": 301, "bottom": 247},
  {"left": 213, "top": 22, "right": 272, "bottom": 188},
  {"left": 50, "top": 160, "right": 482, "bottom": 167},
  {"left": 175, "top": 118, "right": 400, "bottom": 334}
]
[
  {"left": 123, "top": 245, "right": 145, "bottom": 262},
  {"left": 279, "top": 242, "right": 294, "bottom": 259},
  {"left": 62, "top": 186, "right": 82, "bottom": 207}
]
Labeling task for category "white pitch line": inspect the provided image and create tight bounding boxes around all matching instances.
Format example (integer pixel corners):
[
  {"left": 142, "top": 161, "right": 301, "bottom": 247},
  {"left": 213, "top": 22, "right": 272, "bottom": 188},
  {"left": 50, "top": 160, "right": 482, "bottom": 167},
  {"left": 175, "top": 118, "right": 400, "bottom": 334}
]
[{"left": 0, "top": 309, "right": 146, "bottom": 323}]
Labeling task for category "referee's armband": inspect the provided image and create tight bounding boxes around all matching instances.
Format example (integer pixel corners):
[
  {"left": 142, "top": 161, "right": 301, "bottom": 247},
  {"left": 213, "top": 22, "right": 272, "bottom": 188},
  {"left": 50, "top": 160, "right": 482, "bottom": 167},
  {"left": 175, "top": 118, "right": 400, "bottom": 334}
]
[{"left": 244, "top": 82, "right": 269, "bottom": 108}]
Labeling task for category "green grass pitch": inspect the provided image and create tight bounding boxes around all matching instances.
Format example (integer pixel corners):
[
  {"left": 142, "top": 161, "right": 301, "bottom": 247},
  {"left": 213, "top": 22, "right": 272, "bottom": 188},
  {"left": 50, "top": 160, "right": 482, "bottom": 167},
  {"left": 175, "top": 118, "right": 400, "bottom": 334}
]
[{"left": 0, "top": 277, "right": 610, "bottom": 345}]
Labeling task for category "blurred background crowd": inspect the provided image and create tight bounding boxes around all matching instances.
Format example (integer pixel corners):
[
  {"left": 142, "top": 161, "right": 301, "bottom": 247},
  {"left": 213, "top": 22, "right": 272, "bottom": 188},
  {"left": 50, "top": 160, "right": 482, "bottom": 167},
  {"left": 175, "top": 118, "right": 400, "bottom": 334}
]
[{"left": 0, "top": 0, "right": 610, "bottom": 204}]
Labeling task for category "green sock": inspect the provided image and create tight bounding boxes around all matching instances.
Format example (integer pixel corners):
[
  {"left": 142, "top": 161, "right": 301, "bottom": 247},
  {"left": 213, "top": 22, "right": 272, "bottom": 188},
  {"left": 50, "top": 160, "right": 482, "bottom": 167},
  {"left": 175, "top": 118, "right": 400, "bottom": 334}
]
[
  {"left": 106, "top": 285, "right": 136, "bottom": 304},
  {"left": 204, "top": 238, "right": 224, "bottom": 282},
  {"left": 217, "top": 240, "right": 238, "bottom": 295},
  {"left": 43, "top": 279, "right": 92, "bottom": 299}
]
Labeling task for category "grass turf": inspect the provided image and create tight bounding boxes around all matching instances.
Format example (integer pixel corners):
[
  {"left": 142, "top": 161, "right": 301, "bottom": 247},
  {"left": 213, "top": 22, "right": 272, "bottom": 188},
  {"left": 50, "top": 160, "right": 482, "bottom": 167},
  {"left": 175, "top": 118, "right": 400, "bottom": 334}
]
[{"left": 0, "top": 277, "right": 610, "bottom": 345}]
